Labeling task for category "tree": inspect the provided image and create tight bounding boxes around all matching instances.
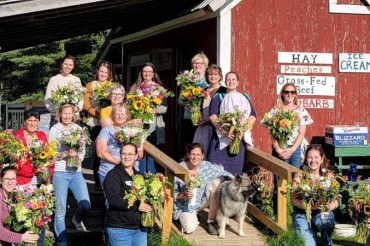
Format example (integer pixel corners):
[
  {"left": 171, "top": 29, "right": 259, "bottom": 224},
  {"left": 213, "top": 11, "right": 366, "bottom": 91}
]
[{"left": 0, "top": 32, "right": 107, "bottom": 103}]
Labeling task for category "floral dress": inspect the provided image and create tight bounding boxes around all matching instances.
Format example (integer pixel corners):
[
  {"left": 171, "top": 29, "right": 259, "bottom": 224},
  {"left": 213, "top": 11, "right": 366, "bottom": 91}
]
[{"left": 173, "top": 160, "right": 233, "bottom": 220}]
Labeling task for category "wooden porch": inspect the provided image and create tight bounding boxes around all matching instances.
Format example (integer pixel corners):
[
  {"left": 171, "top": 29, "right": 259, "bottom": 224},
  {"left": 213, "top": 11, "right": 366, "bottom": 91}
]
[{"left": 143, "top": 141, "right": 301, "bottom": 245}]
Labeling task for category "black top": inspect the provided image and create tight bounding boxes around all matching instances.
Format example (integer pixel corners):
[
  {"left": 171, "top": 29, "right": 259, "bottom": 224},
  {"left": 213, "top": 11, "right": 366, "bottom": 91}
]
[{"left": 104, "top": 165, "right": 144, "bottom": 229}]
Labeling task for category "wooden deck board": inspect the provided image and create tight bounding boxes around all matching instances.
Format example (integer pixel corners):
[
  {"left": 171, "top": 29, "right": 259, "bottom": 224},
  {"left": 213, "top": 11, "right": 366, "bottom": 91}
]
[{"left": 175, "top": 210, "right": 267, "bottom": 246}]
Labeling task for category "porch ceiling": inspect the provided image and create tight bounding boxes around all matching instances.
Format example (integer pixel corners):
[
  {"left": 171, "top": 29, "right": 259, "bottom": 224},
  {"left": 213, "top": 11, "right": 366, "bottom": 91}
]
[{"left": 0, "top": 0, "right": 203, "bottom": 52}]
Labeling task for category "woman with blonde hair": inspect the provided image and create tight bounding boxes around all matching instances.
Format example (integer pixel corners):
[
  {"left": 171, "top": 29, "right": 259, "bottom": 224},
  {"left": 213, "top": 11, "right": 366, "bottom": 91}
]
[
  {"left": 49, "top": 103, "right": 91, "bottom": 245},
  {"left": 262, "top": 83, "right": 313, "bottom": 168}
]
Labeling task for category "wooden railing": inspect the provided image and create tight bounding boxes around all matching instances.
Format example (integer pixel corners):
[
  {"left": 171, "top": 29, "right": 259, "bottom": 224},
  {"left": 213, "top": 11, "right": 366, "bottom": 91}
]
[
  {"left": 143, "top": 141, "right": 189, "bottom": 243},
  {"left": 144, "top": 141, "right": 300, "bottom": 240},
  {"left": 246, "top": 147, "right": 300, "bottom": 233}
]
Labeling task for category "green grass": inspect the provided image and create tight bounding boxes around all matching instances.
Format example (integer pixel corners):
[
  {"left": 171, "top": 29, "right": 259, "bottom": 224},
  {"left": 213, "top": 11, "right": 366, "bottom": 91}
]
[{"left": 148, "top": 227, "right": 197, "bottom": 246}]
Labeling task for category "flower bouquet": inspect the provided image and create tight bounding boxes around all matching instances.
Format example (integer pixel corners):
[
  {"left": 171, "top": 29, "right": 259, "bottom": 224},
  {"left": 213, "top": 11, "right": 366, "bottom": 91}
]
[
  {"left": 176, "top": 70, "right": 208, "bottom": 125},
  {"left": 59, "top": 129, "right": 91, "bottom": 167},
  {"left": 28, "top": 139, "right": 59, "bottom": 182},
  {"left": 127, "top": 82, "right": 174, "bottom": 123},
  {"left": 5, "top": 183, "right": 55, "bottom": 245},
  {"left": 185, "top": 173, "right": 204, "bottom": 206},
  {"left": 261, "top": 109, "right": 300, "bottom": 149},
  {"left": 124, "top": 173, "right": 171, "bottom": 227},
  {"left": 292, "top": 168, "right": 341, "bottom": 225},
  {"left": 114, "top": 123, "right": 150, "bottom": 146},
  {"left": 251, "top": 169, "right": 275, "bottom": 218},
  {"left": 0, "top": 130, "right": 27, "bottom": 171},
  {"left": 51, "top": 82, "right": 85, "bottom": 108},
  {"left": 91, "top": 80, "right": 120, "bottom": 109},
  {"left": 348, "top": 183, "right": 370, "bottom": 243},
  {"left": 216, "top": 109, "right": 250, "bottom": 154}
]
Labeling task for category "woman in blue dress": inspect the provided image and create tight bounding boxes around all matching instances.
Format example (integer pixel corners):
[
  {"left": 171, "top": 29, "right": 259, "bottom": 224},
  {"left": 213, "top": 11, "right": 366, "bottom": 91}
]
[{"left": 207, "top": 71, "right": 256, "bottom": 175}]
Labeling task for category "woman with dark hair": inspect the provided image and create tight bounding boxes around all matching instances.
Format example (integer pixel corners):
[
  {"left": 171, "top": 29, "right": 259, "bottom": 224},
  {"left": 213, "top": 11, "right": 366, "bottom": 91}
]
[
  {"left": 291, "top": 145, "right": 337, "bottom": 246},
  {"left": 0, "top": 166, "right": 39, "bottom": 245},
  {"left": 104, "top": 143, "right": 151, "bottom": 246},
  {"left": 83, "top": 61, "right": 114, "bottom": 190},
  {"left": 263, "top": 82, "right": 313, "bottom": 169},
  {"left": 208, "top": 72, "right": 256, "bottom": 174},
  {"left": 45, "top": 55, "right": 83, "bottom": 127},
  {"left": 193, "top": 64, "right": 226, "bottom": 157},
  {"left": 13, "top": 110, "right": 53, "bottom": 185},
  {"left": 49, "top": 103, "right": 91, "bottom": 246},
  {"left": 130, "top": 62, "right": 168, "bottom": 174},
  {"left": 173, "top": 143, "right": 233, "bottom": 235}
]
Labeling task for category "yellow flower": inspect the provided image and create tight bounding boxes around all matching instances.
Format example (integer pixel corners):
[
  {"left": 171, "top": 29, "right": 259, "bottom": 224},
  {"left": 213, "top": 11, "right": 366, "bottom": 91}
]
[
  {"left": 39, "top": 151, "right": 48, "bottom": 159},
  {"left": 152, "top": 97, "right": 162, "bottom": 105},
  {"left": 133, "top": 100, "right": 144, "bottom": 111},
  {"left": 146, "top": 105, "right": 151, "bottom": 114},
  {"left": 364, "top": 204, "right": 370, "bottom": 215},
  {"left": 142, "top": 97, "right": 150, "bottom": 106},
  {"left": 191, "top": 87, "right": 202, "bottom": 95},
  {"left": 181, "top": 91, "right": 189, "bottom": 98},
  {"left": 126, "top": 94, "right": 137, "bottom": 100}
]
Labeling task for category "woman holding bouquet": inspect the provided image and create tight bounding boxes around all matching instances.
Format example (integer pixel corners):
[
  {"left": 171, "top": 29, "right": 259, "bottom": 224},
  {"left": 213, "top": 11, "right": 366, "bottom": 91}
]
[
  {"left": 291, "top": 145, "right": 338, "bottom": 246},
  {"left": 174, "top": 143, "right": 233, "bottom": 235},
  {"left": 0, "top": 166, "right": 40, "bottom": 246},
  {"left": 96, "top": 103, "right": 144, "bottom": 202},
  {"left": 83, "top": 61, "right": 113, "bottom": 191},
  {"left": 130, "top": 62, "right": 167, "bottom": 174},
  {"left": 104, "top": 143, "right": 151, "bottom": 246},
  {"left": 208, "top": 72, "right": 256, "bottom": 174},
  {"left": 264, "top": 83, "right": 313, "bottom": 168},
  {"left": 193, "top": 64, "right": 226, "bottom": 157},
  {"left": 100, "top": 84, "right": 126, "bottom": 127},
  {"left": 45, "top": 55, "right": 83, "bottom": 127},
  {"left": 14, "top": 110, "right": 53, "bottom": 185},
  {"left": 49, "top": 103, "right": 91, "bottom": 246}
]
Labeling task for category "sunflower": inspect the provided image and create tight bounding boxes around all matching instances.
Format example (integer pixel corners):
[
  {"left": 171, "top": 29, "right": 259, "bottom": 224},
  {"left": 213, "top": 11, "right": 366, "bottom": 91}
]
[
  {"left": 133, "top": 100, "right": 144, "bottom": 111},
  {"left": 142, "top": 97, "right": 150, "bottom": 106},
  {"left": 39, "top": 151, "right": 48, "bottom": 159},
  {"left": 145, "top": 105, "right": 151, "bottom": 114},
  {"left": 126, "top": 94, "right": 137, "bottom": 100},
  {"left": 364, "top": 204, "right": 370, "bottom": 215}
]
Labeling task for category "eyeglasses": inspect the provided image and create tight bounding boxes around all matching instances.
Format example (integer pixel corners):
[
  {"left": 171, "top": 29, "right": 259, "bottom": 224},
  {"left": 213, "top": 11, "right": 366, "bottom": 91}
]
[
  {"left": 283, "top": 90, "right": 296, "bottom": 95},
  {"left": 142, "top": 71, "right": 154, "bottom": 74},
  {"left": 111, "top": 93, "right": 124, "bottom": 97},
  {"left": 193, "top": 62, "right": 204, "bottom": 66},
  {"left": 121, "top": 153, "right": 136, "bottom": 157},
  {"left": 2, "top": 178, "right": 17, "bottom": 184}
]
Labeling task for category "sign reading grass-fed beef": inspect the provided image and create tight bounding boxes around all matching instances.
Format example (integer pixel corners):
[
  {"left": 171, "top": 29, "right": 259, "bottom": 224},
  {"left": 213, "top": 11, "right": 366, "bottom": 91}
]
[
  {"left": 276, "top": 75, "right": 335, "bottom": 96},
  {"left": 339, "top": 53, "right": 370, "bottom": 73}
]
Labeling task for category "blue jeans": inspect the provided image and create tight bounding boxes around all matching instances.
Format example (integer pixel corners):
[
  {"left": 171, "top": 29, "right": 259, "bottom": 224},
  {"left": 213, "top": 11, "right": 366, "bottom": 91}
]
[
  {"left": 292, "top": 210, "right": 335, "bottom": 246},
  {"left": 107, "top": 227, "right": 147, "bottom": 246},
  {"left": 273, "top": 145, "right": 301, "bottom": 169},
  {"left": 138, "top": 156, "right": 156, "bottom": 174},
  {"left": 99, "top": 173, "right": 109, "bottom": 208},
  {"left": 52, "top": 171, "right": 91, "bottom": 246}
]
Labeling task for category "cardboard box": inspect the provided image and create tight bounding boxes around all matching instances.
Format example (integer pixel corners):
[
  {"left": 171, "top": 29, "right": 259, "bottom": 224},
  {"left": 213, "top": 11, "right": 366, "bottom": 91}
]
[{"left": 325, "top": 125, "right": 368, "bottom": 146}]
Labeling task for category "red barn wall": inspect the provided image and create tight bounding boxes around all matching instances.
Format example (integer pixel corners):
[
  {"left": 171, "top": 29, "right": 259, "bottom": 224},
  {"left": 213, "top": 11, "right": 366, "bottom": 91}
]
[{"left": 231, "top": 0, "right": 370, "bottom": 153}]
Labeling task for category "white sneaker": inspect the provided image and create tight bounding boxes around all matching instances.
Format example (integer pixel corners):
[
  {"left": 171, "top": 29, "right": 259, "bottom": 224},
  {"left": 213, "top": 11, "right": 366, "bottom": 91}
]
[{"left": 72, "top": 215, "right": 87, "bottom": 232}]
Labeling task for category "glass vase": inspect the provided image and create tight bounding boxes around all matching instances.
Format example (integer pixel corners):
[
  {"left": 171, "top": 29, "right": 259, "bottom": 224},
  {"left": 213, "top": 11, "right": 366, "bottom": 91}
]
[
  {"left": 67, "top": 155, "right": 79, "bottom": 167},
  {"left": 38, "top": 168, "right": 51, "bottom": 182},
  {"left": 141, "top": 210, "right": 155, "bottom": 227},
  {"left": 190, "top": 104, "right": 202, "bottom": 125}
]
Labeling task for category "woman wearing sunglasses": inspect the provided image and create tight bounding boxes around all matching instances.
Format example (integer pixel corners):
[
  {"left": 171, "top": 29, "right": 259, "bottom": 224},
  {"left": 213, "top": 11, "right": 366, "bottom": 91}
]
[{"left": 264, "top": 82, "right": 313, "bottom": 168}]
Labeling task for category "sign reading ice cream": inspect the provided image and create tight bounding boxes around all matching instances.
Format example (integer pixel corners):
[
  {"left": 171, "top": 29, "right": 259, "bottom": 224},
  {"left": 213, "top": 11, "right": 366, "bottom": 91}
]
[{"left": 339, "top": 53, "right": 370, "bottom": 73}]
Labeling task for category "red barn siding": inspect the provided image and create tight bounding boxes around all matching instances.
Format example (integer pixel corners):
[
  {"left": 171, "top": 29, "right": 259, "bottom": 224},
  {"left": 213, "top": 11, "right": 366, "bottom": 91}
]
[{"left": 231, "top": 0, "right": 370, "bottom": 153}]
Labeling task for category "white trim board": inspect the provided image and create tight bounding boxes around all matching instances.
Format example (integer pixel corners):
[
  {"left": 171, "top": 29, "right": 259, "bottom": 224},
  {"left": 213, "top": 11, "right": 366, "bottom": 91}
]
[{"left": 329, "top": 0, "right": 370, "bottom": 15}]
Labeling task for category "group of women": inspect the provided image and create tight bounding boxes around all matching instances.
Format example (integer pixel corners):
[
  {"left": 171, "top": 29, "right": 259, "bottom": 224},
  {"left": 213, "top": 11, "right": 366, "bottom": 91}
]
[{"left": 0, "top": 52, "right": 339, "bottom": 246}]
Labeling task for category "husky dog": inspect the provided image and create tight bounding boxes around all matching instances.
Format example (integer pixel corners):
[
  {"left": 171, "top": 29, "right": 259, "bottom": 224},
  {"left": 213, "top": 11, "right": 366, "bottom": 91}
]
[{"left": 215, "top": 173, "right": 254, "bottom": 239}]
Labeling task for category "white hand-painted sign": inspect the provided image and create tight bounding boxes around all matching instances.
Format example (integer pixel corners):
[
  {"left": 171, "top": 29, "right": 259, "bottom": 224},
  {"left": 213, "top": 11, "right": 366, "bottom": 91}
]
[
  {"left": 298, "top": 99, "right": 334, "bottom": 109},
  {"left": 339, "top": 53, "right": 370, "bottom": 73},
  {"left": 278, "top": 52, "right": 333, "bottom": 64},
  {"left": 281, "top": 65, "right": 332, "bottom": 74},
  {"left": 276, "top": 75, "right": 336, "bottom": 96}
]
